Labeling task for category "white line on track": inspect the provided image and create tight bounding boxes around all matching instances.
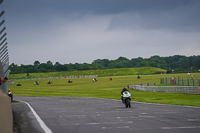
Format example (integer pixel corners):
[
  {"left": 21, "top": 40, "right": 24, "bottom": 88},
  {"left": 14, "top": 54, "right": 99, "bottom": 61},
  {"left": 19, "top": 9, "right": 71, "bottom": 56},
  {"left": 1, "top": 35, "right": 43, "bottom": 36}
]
[{"left": 19, "top": 100, "right": 52, "bottom": 133}]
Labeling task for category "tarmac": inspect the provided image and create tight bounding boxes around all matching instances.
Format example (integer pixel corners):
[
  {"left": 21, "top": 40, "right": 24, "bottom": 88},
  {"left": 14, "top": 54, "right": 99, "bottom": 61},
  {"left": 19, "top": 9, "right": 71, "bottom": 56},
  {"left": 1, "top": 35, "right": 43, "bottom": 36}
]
[{"left": 12, "top": 96, "right": 200, "bottom": 133}]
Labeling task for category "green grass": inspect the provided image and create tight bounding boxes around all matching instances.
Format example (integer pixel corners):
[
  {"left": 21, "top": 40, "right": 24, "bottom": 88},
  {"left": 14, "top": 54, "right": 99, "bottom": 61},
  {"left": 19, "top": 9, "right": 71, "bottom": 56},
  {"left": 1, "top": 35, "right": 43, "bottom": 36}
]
[
  {"left": 8, "top": 73, "right": 200, "bottom": 107},
  {"left": 8, "top": 67, "right": 167, "bottom": 79}
]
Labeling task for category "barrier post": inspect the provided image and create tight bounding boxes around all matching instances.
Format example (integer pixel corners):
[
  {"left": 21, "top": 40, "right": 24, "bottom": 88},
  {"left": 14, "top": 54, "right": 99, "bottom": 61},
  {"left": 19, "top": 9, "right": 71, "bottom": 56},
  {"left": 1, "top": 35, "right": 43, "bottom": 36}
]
[{"left": 199, "top": 87, "right": 200, "bottom": 94}]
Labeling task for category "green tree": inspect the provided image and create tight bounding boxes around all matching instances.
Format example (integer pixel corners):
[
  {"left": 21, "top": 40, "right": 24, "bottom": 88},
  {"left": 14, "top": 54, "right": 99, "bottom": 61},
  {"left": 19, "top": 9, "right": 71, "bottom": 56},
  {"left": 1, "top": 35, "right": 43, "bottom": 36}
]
[
  {"left": 54, "top": 62, "right": 67, "bottom": 72},
  {"left": 92, "top": 59, "right": 110, "bottom": 69},
  {"left": 130, "top": 57, "right": 143, "bottom": 67},
  {"left": 33, "top": 60, "right": 40, "bottom": 66}
]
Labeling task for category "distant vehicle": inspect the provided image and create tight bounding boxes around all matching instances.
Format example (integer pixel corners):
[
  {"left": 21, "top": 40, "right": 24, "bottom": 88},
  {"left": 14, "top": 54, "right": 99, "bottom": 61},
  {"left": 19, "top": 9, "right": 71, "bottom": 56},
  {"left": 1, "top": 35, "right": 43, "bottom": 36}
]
[{"left": 122, "top": 91, "right": 131, "bottom": 108}]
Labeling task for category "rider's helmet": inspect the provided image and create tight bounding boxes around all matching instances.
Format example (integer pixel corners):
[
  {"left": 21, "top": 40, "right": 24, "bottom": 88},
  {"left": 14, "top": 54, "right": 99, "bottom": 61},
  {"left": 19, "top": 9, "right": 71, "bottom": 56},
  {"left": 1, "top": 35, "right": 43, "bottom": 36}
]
[{"left": 123, "top": 87, "right": 127, "bottom": 91}]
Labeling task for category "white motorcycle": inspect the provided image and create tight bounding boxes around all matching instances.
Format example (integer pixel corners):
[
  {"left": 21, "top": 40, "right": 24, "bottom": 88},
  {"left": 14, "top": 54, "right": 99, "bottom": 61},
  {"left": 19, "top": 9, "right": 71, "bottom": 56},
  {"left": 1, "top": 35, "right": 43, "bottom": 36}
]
[{"left": 122, "top": 91, "right": 131, "bottom": 108}]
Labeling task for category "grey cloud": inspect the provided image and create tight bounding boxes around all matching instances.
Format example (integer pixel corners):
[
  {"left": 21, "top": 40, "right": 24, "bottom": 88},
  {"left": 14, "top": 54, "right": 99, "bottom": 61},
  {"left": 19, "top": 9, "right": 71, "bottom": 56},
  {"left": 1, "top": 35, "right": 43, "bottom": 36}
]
[
  {"left": 3, "top": 0, "right": 200, "bottom": 65},
  {"left": 108, "top": 0, "right": 200, "bottom": 32},
  {"left": 5, "top": 0, "right": 200, "bottom": 28},
  {"left": 5, "top": 0, "right": 199, "bottom": 14}
]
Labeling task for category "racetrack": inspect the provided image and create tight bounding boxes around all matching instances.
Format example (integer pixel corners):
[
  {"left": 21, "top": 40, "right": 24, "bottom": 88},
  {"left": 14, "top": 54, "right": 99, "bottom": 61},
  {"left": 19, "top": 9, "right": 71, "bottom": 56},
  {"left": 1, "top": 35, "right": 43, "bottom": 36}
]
[{"left": 12, "top": 96, "right": 200, "bottom": 133}]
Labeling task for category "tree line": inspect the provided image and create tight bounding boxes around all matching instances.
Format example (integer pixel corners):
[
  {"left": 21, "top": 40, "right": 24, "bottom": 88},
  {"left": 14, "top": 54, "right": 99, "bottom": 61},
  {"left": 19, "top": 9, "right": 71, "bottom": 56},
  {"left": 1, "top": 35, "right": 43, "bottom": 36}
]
[{"left": 9, "top": 55, "right": 200, "bottom": 74}]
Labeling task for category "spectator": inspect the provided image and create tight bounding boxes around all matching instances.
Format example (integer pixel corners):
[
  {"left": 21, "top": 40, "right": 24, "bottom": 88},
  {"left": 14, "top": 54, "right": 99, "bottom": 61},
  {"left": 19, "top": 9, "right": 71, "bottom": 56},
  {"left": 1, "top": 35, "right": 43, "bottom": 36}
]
[
  {"left": 0, "top": 77, "right": 8, "bottom": 85},
  {"left": 7, "top": 89, "right": 13, "bottom": 102}
]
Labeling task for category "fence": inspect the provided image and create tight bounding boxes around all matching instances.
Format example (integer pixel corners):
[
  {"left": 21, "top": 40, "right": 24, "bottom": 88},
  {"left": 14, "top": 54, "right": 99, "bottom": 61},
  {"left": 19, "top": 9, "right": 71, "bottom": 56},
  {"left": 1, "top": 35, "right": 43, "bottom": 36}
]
[
  {"left": 160, "top": 78, "right": 200, "bottom": 86},
  {"left": 128, "top": 84, "right": 200, "bottom": 94},
  {"left": 9, "top": 75, "right": 98, "bottom": 81},
  {"left": 0, "top": 2, "right": 13, "bottom": 133}
]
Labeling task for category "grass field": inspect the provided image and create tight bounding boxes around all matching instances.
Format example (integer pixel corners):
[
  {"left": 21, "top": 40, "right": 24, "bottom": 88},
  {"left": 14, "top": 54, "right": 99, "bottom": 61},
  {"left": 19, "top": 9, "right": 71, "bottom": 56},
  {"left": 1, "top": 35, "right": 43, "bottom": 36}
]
[
  {"left": 8, "top": 67, "right": 167, "bottom": 79},
  {"left": 8, "top": 72, "right": 200, "bottom": 107}
]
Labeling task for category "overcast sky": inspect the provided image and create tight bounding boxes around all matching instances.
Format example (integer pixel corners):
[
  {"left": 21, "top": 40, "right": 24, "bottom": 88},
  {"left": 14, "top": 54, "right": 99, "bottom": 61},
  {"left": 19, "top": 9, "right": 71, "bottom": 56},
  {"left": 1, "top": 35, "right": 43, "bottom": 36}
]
[{"left": 2, "top": 0, "right": 200, "bottom": 65}]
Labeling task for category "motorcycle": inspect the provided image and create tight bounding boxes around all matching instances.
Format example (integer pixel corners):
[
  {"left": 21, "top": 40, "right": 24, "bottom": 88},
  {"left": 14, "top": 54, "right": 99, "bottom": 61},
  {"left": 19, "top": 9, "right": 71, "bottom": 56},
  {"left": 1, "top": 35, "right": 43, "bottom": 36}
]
[{"left": 122, "top": 91, "right": 131, "bottom": 108}]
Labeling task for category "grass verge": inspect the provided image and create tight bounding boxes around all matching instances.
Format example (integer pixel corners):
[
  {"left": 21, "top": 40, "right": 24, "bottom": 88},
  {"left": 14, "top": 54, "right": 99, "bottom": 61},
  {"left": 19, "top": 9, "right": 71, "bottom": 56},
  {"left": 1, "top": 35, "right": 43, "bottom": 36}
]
[
  {"left": 8, "top": 67, "right": 166, "bottom": 79},
  {"left": 8, "top": 73, "right": 200, "bottom": 107}
]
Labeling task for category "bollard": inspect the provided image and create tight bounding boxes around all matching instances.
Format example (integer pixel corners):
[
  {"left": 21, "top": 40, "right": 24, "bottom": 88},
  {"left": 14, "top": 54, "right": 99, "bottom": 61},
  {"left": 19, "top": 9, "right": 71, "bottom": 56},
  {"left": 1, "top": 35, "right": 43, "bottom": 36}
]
[{"left": 199, "top": 87, "right": 200, "bottom": 94}]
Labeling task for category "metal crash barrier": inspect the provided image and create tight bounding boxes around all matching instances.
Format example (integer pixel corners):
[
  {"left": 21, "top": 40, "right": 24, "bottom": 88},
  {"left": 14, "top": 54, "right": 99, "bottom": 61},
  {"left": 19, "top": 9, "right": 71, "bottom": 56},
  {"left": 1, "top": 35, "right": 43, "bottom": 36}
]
[{"left": 0, "top": 0, "right": 13, "bottom": 132}]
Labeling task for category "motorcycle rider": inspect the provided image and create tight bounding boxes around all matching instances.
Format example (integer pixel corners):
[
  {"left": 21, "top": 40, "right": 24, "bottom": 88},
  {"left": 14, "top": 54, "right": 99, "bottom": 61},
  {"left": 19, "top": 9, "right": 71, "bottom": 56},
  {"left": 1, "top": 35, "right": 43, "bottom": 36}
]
[{"left": 121, "top": 87, "right": 129, "bottom": 102}]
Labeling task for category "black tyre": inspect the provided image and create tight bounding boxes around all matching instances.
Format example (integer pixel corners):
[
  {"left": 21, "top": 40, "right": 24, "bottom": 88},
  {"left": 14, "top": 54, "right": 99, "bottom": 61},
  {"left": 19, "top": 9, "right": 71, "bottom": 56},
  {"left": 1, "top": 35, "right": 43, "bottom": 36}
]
[
  {"left": 126, "top": 99, "right": 130, "bottom": 108},
  {"left": 129, "top": 102, "right": 131, "bottom": 108}
]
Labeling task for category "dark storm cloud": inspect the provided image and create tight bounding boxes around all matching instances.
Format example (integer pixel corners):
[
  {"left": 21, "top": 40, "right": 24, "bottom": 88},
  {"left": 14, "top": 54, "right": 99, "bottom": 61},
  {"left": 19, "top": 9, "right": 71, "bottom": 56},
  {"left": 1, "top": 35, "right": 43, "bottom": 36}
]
[
  {"left": 8, "top": 0, "right": 199, "bottom": 32},
  {"left": 106, "top": 0, "right": 200, "bottom": 32},
  {"left": 47, "top": 0, "right": 198, "bottom": 15},
  {"left": 2, "top": 0, "right": 200, "bottom": 65},
  {"left": 5, "top": 0, "right": 200, "bottom": 24},
  {"left": 6, "top": 0, "right": 199, "bottom": 15}
]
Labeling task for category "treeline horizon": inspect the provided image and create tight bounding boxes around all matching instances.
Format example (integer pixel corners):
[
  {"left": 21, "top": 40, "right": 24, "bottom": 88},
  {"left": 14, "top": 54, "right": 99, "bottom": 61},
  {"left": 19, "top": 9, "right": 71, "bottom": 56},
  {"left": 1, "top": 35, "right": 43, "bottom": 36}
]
[{"left": 9, "top": 55, "right": 200, "bottom": 74}]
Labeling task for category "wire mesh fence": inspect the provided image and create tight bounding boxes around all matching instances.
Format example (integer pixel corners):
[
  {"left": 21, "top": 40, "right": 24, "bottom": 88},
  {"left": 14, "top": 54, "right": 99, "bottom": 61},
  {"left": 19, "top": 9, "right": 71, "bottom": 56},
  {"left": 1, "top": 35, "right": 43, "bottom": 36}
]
[{"left": 161, "top": 78, "right": 200, "bottom": 86}]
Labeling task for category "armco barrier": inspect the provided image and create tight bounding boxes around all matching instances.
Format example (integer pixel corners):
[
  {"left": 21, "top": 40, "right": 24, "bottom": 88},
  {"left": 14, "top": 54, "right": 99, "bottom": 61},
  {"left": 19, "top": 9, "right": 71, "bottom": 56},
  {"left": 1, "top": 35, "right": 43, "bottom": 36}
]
[
  {"left": 128, "top": 84, "right": 199, "bottom": 94},
  {"left": 0, "top": 92, "right": 13, "bottom": 133}
]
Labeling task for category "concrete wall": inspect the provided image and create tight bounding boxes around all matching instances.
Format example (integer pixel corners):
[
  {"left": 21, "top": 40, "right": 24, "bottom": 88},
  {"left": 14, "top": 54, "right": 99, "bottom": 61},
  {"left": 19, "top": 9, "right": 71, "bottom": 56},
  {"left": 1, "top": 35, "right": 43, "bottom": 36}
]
[
  {"left": 128, "top": 84, "right": 200, "bottom": 94},
  {"left": 0, "top": 61, "right": 13, "bottom": 133},
  {"left": 0, "top": 91, "right": 13, "bottom": 133}
]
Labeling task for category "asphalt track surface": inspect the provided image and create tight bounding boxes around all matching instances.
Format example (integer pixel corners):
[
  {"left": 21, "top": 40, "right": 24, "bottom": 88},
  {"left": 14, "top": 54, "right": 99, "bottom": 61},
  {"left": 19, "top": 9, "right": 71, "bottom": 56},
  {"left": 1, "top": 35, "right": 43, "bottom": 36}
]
[{"left": 12, "top": 96, "right": 200, "bottom": 133}]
